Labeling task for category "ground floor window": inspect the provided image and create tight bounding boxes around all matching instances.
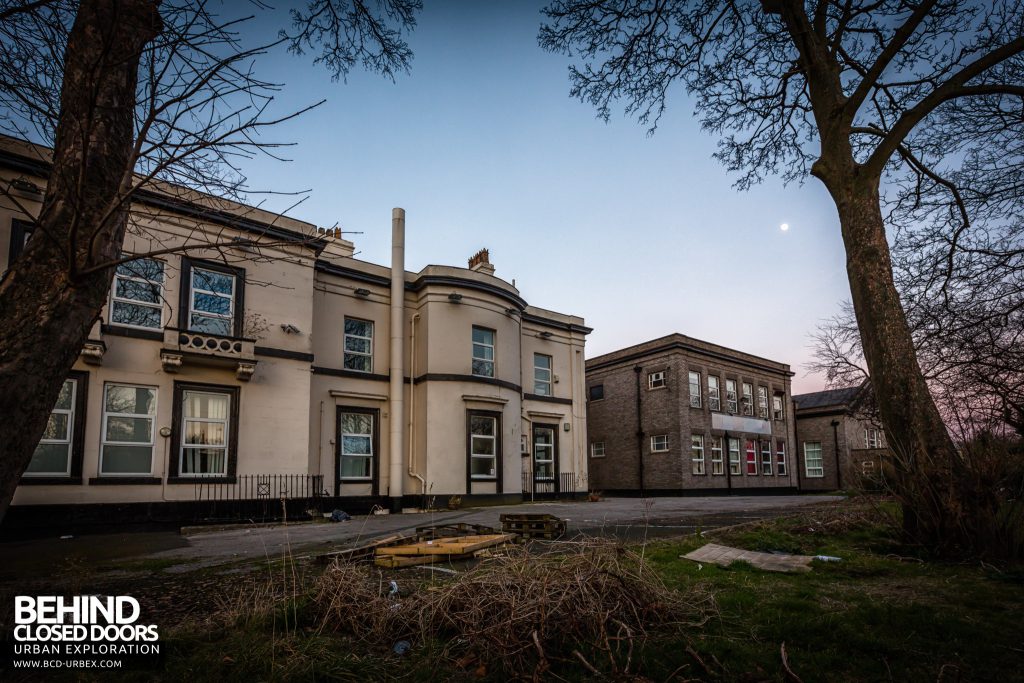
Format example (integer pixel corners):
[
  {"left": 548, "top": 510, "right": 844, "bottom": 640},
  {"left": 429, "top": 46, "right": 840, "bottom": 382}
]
[
  {"left": 691, "top": 434, "right": 705, "bottom": 475},
  {"left": 745, "top": 439, "right": 757, "bottom": 475},
  {"left": 804, "top": 442, "right": 824, "bottom": 477},
  {"left": 100, "top": 383, "right": 157, "bottom": 475},
  {"left": 728, "top": 437, "right": 741, "bottom": 475},
  {"left": 776, "top": 440, "right": 787, "bottom": 476},
  {"left": 710, "top": 436, "right": 724, "bottom": 475},
  {"left": 340, "top": 411, "right": 374, "bottom": 480},
  {"left": 533, "top": 425, "right": 556, "bottom": 481},
  {"left": 469, "top": 412, "right": 500, "bottom": 479},
  {"left": 761, "top": 440, "right": 773, "bottom": 475},
  {"left": 25, "top": 376, "right": 86, "bottom": 477},
  {"left": 170, "top": 382, "right": 239, "bottom": 478}
]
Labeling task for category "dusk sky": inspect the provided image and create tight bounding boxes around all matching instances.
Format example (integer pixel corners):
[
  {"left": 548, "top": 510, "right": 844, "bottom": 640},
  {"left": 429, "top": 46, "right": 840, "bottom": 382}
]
[{"left": 242, "top": 1, "right": 851, "bottom": 393}]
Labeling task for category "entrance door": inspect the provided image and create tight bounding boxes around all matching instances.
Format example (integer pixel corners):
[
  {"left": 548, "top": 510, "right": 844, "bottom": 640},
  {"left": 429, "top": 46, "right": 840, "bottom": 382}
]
[
  {"left": 532, "top": 423, "right": 559, "bottom": 493},
  {"left": 336, "top": 407, "right": 378, "bottom": 498}
]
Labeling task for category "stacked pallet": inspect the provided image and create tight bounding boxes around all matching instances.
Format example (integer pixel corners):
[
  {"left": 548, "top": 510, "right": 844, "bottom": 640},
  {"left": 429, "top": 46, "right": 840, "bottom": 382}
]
[
  {"left": 500, "top": 513, "right": 567, "bottom": 539},
  {"left": 374, "top": 534, "right": 516, "bottom": 568}
]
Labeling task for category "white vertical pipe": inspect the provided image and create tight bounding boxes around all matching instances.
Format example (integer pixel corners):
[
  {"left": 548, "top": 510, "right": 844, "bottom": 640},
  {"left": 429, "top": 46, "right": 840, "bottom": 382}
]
[{"left": 388, "top": 208, "right": 406, "bottom": 512}]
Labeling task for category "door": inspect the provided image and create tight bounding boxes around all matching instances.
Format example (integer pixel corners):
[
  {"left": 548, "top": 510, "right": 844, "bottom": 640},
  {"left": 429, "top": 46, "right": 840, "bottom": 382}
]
[
  {"left": 336, "top": 407, "right": 378, "bottom": 498},
  {"left": 532, "top": 423, "right": 559, "bottom": 493}
]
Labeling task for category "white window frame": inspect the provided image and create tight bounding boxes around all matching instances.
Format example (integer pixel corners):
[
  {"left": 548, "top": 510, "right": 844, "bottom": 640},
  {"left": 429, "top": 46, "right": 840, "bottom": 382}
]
[
  {"left": 761, "top": 440, "right": 773, "bottom": 475},
  {"left": 533, "top": 426, "right": 556, "bottom": 481},
  {"left": 745, "top": 439, "right": 758, "bottom": 476},
  {"left": 471, "top": 326, "right": 495, "bottom": 378},
  {"left": 864, "top": 428, "right": 884, "bottom": 449},
  {"left": 757, "top": 386, "right": 769, "bottom": 419},
  {"left": 100, "top": 383, "right": 157, "bottom": 477},
  {"left": 776, "top": 440, "right": 787, "bottom": 476},
  {"left": 710, "top": 436, "right": 724, "bottom": 475},
  {"left": 648, "top": 371, "right": 666, "bottom": 390},
  {"left": 469, "top": 414, "right": 498, "bottom": 479},
  {"left": 340, "top": 411, "right": 374, "bottom": 481},
  {"left": 728, "top": 437, "right": 741, "bottom": 475},
  {"left": 688, "top": 371, "right": 701, "bottom": 408},
  {"left": 708, "top": 376, "right": 721, "bottom": 411},
  {"left": 741, "top": 382, "right": 754, "bottom": 416},
  {"left": 590, "top": 441, "right": 606, "bottom": 458},
  {"left": 773, "top": 394, "right": 784, "bottom": 421},
  {"left": 179, "top": 389, "right": 231, "bottom": 478},
  {"left": 25, "top": 379, "right": 77, "bottom": 476},
  {"left": 533, "top": 353, "right": 553, "bottom": 396},
  {"left": 650, "top": 434, "right": 669, "bottom": 453},
  {"left": 691, "top": 434, "right": 706, "bottom": 475},
  {"left": 109, "top": 258, "right": 164, "bottom": 330},
  {"left": 343, "top": 318, "right": 374, "bottom": 373},
  {"left": 189, "top": 266, "right": 236, "bottom": 336},
  {"left": 804, "top": 442, "right": 824, "bottom": 477},
  {"left": 726, "top": 379, "right": 738, "bottom": 413}
]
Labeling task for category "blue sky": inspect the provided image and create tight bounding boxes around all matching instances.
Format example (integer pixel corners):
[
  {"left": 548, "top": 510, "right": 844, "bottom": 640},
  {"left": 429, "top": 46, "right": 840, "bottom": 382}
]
[{"left": 240, "top": 1, "right": 850, "bottom": 393}]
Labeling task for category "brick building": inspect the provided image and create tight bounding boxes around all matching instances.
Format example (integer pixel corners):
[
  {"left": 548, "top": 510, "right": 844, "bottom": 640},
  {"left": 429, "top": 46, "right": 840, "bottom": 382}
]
[
  {"left": 586, "top": 334, "right": 797, "bottom": 494},
  {"left": 793, "top": 385, "right": 889, "bottom": 491}
]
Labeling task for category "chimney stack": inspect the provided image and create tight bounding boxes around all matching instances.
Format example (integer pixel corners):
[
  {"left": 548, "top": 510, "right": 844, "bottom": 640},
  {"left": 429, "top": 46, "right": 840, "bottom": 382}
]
[{"left": 468, "top": 248, "right": 495, "bottom": 276}]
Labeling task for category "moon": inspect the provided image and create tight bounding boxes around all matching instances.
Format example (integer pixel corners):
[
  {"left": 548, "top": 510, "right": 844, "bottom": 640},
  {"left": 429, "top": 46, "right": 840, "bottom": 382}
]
[{"left": 780, "top": 223, "right": 790, "bottom": 232}]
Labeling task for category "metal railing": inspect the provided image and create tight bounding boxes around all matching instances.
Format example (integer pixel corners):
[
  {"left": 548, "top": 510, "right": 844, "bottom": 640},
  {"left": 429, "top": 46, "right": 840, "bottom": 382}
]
[
  {"left": 521, "top": 471, "right": 579, "bottom": 498},
  {"left": 191, "top": 474, "right": 326, "bottom": 523}
]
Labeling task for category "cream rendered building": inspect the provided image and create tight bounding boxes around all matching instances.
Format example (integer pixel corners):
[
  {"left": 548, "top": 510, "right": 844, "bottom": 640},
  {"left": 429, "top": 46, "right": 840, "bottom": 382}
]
[{"left": 1, "top": 137, "right": 589, "bottom": 528}]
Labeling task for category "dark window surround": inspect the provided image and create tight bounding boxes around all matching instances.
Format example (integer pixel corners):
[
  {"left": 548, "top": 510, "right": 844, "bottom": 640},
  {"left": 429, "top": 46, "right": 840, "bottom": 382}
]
[
  {"left": 588, "top": 384, "right": 605, "bottom": 401},
  {"left": 178, "top": 257, "right": 246, "bottom": 337},
  {"left": 336, "top": 405, "right": 380, "bottom": 497},
  {"left": 168, "top": 380, "right": 240, "bottom": 480},
  {"left": 466, "top": 409, "right": 503, "bottom": 493},
  {"left": 7, "top": 218, "right": 33, "bottom": 265},
  {"left": 20, "top": 370, "right": 89, "bottom": 484},
  {"left": 471, "top": 325, "right": 497, "bottom": 377}
]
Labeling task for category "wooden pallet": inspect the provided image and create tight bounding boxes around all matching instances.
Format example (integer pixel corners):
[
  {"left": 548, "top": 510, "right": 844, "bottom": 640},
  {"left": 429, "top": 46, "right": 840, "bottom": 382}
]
[
  {"left": 376, "top": 533, "right": 516, "bottom": 557},
  {"left": 415, "top": 522, "right": 498, "bottom": 539},
  {"left": 315, "top": 533, "right": 415, "bottom": 564},
  {"left": 500, "top": 513, "right": 567, "bottom": 539}
]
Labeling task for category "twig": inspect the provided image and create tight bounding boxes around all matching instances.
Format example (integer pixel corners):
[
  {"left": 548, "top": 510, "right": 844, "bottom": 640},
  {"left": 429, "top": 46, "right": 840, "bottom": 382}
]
[{"left": 781, "top": 642, "right": 803, "bottom": 683}]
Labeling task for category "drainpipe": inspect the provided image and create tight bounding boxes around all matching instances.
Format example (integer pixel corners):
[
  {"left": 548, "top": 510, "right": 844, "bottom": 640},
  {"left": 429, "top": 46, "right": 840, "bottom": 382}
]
[
  {"left": 634, "top": 365, "right": 645, "bottom": 497},
  {"left": 407, "top": 313, "right": 425, "bottom": 498},
  {"left": 724, "top": 431, "right": 732, "bottom": 494},
  {"left": 831, "top": 418, "right": 842, "bottom": 491},
  {"left": 794, "top": 408, "right": 803, "bottom": 492},
  {"left": 388, "top": 208, "right": 406, "bottom": 513}
]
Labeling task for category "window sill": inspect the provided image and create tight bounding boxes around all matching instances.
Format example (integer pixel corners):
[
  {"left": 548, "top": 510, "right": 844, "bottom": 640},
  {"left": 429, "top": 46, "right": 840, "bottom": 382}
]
[
  {"left": 167, "top": 476, "right": 236, "bottom": 484},
  {"left": 88, "top": 477, "right": 161, "bottom": 485},
  {"left": 101, "top": 324, "right": 164, "bottom": 341},
  {"left": 20, "top": 477, "right": 83, "bottom": 485}
]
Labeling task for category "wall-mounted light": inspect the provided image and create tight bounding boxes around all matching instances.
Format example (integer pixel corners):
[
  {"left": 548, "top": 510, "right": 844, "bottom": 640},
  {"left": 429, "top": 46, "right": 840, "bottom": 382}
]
[
  {"left": 281, "top": 323, "right": 301, "bottom": 334},
  {"left": 563, "top": 423, "right": 571, "bottom": 432},
  {"left": 538, "top": 331, "right": 553, "bottom": 339},
  {"left": 505, "top": 307, "right": 518, "bottom": 316},
  {"left": 354, "top": 288, "right": 371, "bottom": 297},
  {"left": 9, "top": 178, "right": 42, "bottom": 195},
  {"left": 448, "top": 292, "right": 463, "bottom": 303}
]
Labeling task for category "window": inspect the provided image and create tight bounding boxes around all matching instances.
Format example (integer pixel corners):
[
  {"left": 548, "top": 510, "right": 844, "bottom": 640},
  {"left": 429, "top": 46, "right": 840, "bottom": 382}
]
[
  {"left": 343, "top": 318, "right": 373, "bottom": 372},
  {"left": 650, "top": 435, "right": 669, "bottom": 453},
  {"left": 179, "top": 390, "right": 231, "bottom": 477},
  {"left": 472, "top": 326, "right": 495, "bottom": 377},
  {"left": 758, "top": 386, "right": 769, "bottom": 419},
  {"left": 588, "top": 384, "right": 604, "bottom": 401},
  {"left": 742, "top": 382, "right": 754, "bottom": 416},
  {"left": 534, "top": 353, "right": 553, "bottom": 396},
  {"left": 776, "top": 440, "right": 787, "bottom": 476},
  {"left": 745, "top": 439, "right": 757, "bottom": 475},
  {"left": 691, "top": 435, "right": 705, "bottom": 475},
  {"left": 761, "top": 440, "right": 773, "bottom": 475},
  {"left": 773, "top": 393, "right": 784, "bottom": 421},
  {"left": 864, "top": 428, "right": 885, "bottom": 449},
  {"left": 710, "top": 436, "right": 724, "bottom": 475},
  {"left": 688, "top": 371, "right": 701, "bottom": 408},
  {"left": 110, "top": 259, "right": 164, "bottom": 329},
  {"left": 533, "top": 426, "right": 555, "bottom": 481},
  {"left": 25, "top": 377, "right": 83, "bottom": 477},
  {"left": 469, "top": 413, "right": 498, "bottom": 479},
  {"left": 340, "top": 411, "right": 374, "bottom": 480},
  {"left": 708, "top": 376, "right": 721, "bottom": 411},
  {"left": 726, "top": 379, "right": 738, "bottom": 413},
  {"left": 648, "top": 371, "right": 666, "bottom": 390},
  {"left": 590, "top": 441, "right": 606, "bottom": 458},
  {"left": 187, "top": 264, "right": 238, "bottom": 336},
  {"left": 7, "top": 218, "right": 33, "bottom": 265},
  {"left": 100, "top": 384, "right": 157, "bottom": 475},
  {"left": 804, "top": 442, "right": 824, "bottom": 477},
  {"left": 728, "top": 437, "right": 741, "bottom": 475}
]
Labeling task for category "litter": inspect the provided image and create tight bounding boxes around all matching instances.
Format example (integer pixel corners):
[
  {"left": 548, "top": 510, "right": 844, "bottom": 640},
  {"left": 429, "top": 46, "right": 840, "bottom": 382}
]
[
  {"left": 392, "top": 640, "right": 411, "bottom": 655},
  {"left": 329, "top": 509, "right": 351, "bottom": 522},
  {"left": 682, "top": 543, "right": 815, "bottom": 573},
  {"left": 813, "top": 555, "right": 843, "bottom": 562},
  {"left": 59, "top": 535, "right": 73, "bottom": 540}
]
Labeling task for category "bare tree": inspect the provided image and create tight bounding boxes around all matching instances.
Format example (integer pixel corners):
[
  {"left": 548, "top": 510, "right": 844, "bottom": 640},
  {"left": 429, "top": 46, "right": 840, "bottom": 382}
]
[
  {"left": 540, "top": 0, "right": 1024, "bottom": 555},
  {"left": 0, "top": 0, "right": 420, "bottom": 521}
]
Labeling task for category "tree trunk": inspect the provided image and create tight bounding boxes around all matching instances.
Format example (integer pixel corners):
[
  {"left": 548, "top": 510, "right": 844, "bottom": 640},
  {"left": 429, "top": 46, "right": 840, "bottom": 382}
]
[
  {"left": 0, "top": 0, "right": 161, "bottom": 522},
  {"left": 832, "top": 174, "right": 963, "bottom": 551}
]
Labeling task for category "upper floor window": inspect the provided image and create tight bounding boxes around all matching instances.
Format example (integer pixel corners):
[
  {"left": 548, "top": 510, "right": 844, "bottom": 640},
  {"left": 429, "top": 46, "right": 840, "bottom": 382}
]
[
  {"left": 773, "top": 393, "right": 784, "bottom": 421},
  {"left": 110, "top": 258, "right": 164, "bottom": 329},
  {"left": 688, "top": 371, "right": 701, "bottom": 408},
  {"left": 708, "top": 376, "right": 721, "bottom": 411},
  {"left": 650, "top": 434, "right": 669, "bottom": 453},
  {"left": 741, "top": 382, "right": 754, "bottom": 416},
  {"left": 590, "top": 441, "right": 606, "bottom": 458},
  {"left": 343, "top": 318, "right": 373, "bottom": 372},
  {"left": 725, "top": 379, "right": 738, "bottom": 413},
  {"left": 648, "top": 371, "right": 666, "bottom": 390},
  {"left": 471, "top": 326, "right": 495, "bottom": 377},
  {"left": 864, "top": 428, "right": 885, "bottom": 449},
  {"left": 588, "top": 384, "right": 604, "bottom": 401},
  {"left": 804, "top": 442, "right": 824, "bottom": 477},
  {"left": 757, "top": 386, "right": 769, "bottom": 419},
  {"left": 534, "top": 353, "right": 553, "bottom": 395},
  {"left": 184, "top": 260, "right": 242, "bottom": 337}
]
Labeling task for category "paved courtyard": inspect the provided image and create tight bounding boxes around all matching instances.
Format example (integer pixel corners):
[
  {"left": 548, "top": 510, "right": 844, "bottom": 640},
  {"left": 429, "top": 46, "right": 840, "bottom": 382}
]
[{"left": 1, "top": 494, "right": 843, "bottom": 580}]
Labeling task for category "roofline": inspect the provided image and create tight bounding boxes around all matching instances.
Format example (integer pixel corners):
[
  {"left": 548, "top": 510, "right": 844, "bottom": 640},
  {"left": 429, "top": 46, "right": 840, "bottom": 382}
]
[
  {"left": 586, "top": 338, "right": 794, "bottom": 377},
  {"left": 0, "top": 145, "right": 327, "bottom": 254}
]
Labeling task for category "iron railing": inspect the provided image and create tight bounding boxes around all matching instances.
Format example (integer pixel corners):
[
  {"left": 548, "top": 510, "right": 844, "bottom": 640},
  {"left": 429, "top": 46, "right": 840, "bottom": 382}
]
[
  {"left": 191, "top": 474, "right": 326, "bottom": 523},
  {"left": 521, "top": 471, "right": 579, "bottom": 498}
]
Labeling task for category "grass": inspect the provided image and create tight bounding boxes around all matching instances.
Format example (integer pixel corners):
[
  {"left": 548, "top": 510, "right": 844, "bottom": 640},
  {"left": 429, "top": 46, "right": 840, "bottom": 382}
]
[{"left": 14, "top": 499, "right": 1024, "bottom": 682}]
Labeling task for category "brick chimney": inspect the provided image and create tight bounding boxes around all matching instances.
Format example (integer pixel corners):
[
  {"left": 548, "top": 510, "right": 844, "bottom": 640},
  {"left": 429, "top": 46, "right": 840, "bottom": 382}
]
[{"left": 468, "top": 248, "right": 495, "bottom": 275}]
